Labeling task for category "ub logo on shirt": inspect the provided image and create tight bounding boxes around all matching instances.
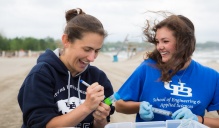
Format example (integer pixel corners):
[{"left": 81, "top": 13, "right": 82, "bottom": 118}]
[
  {"left": 57, "top": 97, "right": 84, "bottom": 114},
  {"left": 164, "top": 81, "right": 192, "bottom": 97},
  {"left": 76, "top": 123, "right": 91, "bottom": 128},
  {"left": 66, "top": 102, "right": 76, "bottom": 109}
]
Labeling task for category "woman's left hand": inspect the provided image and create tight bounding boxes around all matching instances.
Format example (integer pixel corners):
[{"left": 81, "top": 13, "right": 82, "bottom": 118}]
[
  {"left": 93, "top": 102, "right": 111, "bottom": 125},
  {"left": 172, "top": 107, "right": 198, "bottom": 121}
]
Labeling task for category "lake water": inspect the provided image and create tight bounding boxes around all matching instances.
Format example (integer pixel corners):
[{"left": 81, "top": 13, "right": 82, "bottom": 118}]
[
  {"left": 103, "top": 50, "right": 219, "bottom": 63},
  {"left": 192, "top": 50, "right": 219, "bottom": 63}
]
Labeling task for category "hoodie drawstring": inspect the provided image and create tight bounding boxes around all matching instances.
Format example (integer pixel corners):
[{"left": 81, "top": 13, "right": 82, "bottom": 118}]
[
  {"left": 67, "top": 71, "right": 71, "bottom": 106},
  {"left": 67, "top": 71, "right": 82, "bottom": 106},
  {"left": 77, "top": 75, "right": 81, "bottom": 104}
]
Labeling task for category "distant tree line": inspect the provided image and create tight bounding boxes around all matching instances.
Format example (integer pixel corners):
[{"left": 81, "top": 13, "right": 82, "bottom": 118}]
[
  {"left": 102, "top": 41, "right": 153, "bottom": 52},
  {"left": 0, "top": 33, "right": 218, "bottom": 52},
  {"left": 196, "top": 41, "right": 219, "bottom": 50},
  {"left": 0, "top": 34, "right": 61, "bottom": 51}
]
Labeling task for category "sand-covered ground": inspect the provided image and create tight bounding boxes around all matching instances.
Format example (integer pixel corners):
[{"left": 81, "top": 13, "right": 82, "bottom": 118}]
[{"left": 0, "top": 51, "right": 218, "bottom": 127}]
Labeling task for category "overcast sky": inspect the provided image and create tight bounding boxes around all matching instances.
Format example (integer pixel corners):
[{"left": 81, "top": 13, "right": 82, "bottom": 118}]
[{"left": 0, "top": 0, "right": 219, "bottom": 43}]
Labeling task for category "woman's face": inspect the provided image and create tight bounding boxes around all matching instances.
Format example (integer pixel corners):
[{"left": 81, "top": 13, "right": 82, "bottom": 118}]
[
  {"left": 61, "top": 33, "right": 104, "bottom": 76},
  {"left": 155, "top": 27, "right": 176, "bottom": 63}
]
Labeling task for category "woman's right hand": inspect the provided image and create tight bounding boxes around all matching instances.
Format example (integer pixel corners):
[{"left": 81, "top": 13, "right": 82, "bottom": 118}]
[
  {"left": 83, "top": 82, "right": 105, "bottom": 111},
  {"left": 139, "top": 101, "right": 154, "bottom": 121}
]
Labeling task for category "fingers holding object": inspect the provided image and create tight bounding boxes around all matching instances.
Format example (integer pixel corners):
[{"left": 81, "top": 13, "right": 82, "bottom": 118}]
[{"left": 86, "top": 82, "right": 104, "bottom": 100}]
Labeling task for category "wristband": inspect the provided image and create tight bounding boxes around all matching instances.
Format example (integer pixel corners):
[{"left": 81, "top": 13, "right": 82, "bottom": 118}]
[{"left": 201, "top": 116, "right": 204, "bottom": 124}]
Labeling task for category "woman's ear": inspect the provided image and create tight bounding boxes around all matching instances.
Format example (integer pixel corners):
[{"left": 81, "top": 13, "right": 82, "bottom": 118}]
[{"left": 62, "top": 34, "right": 69, "bottom": 47}]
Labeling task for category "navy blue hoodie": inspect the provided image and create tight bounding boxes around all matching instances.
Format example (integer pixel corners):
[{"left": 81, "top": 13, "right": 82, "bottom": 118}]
[{"left": 18, "top": 49, "right": 114, "bottom": 128}]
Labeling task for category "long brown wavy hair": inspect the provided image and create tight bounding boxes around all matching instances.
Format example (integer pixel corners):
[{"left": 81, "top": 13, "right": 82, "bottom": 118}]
[{"left": 143, "top": 14, "right": 196, "bottom": 82}]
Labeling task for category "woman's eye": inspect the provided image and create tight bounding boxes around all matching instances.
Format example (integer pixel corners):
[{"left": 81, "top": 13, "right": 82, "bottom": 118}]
[
  {"left": 84, "top": 49, "right": 91, "bottom": 52},
  {"left": 164, "top": 40, "right": 169, "bottom": 43}
]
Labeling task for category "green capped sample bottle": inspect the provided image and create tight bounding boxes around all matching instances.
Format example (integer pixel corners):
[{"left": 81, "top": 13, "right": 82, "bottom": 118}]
[{"left": 103, "top": 92, "right": 120, "bottom": 105}]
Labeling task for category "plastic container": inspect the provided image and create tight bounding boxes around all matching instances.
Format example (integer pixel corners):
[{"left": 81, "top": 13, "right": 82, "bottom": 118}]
[
  {"left": 104, "top": 120, "right": 209, "bottom": 128},
  {"left": 171, "top": 119, "right": 210, "bottom": 128},
  {"left": 105, "top": 121, "right": 166, "bottom": 128},
  {"left": 134, "top": 121, "right": 166, "bottom": 128}
]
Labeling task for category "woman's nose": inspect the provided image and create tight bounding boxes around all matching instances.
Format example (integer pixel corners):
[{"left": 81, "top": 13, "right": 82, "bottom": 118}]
[
  {"left": 157, "top": 43, "right": 164, "bottom": 50},
  {"left": 87, "top": 51, "right": 97, "bottom": 62}
]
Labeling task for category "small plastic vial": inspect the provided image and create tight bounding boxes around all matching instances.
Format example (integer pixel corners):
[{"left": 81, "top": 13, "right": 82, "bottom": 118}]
[
  {"left": 152, "top": 107, "right": 172, "bottom": 116},
  {"left": 104, "top": 92, "right": 120, "bottom": 105}
]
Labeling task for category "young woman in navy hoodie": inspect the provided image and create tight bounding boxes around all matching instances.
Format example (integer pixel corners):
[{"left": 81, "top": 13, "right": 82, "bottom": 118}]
[{"left": 18, "top": 8, "right": 114, "bottom": 128}]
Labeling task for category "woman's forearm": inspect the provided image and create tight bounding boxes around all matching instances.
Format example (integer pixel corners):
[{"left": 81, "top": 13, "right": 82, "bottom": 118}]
[
  {"left": 203, "top": 116, "right": 219, "bottom": 128},
  {"left": 115, "top": 100, "right": 140, "bottom": 114},
  {"left": 46, "top": 104, "right": 92, "bottom": 128}
]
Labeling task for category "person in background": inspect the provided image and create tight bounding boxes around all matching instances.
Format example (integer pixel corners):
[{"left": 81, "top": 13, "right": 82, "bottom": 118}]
[
  {"left": 115, "top": 13, "right": 219, "bottom": 127},
  {"left": 18, "top": 8, "right": 114, "bottom": 128}
]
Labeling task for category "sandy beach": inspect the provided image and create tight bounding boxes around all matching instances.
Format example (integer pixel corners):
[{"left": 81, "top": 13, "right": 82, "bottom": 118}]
[{"left": 0, "top": 51, "right": 218, "bottom": 128}]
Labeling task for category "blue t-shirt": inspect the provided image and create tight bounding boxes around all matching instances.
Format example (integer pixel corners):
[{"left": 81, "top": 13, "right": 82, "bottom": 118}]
[{"left": 117, "top": 58, "right": 219, "bottom": 122}]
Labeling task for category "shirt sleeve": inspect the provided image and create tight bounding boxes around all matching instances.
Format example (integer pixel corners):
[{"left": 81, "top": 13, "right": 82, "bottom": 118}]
[
  {"left": 98, "top": 69, "right": 115, "bottom": 122},
  {"left": 207, "top": 73, "right": 219, "bottom": 111},
  {"left": 18, "top": 72, "right": 58, "bottom": 127},
  {"left": 117, "top": 62, "right": 146, "bottom": 101}
]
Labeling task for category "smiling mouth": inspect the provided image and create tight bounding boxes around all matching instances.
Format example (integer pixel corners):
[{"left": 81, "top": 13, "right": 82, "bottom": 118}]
[
  {"left": 79, "top": 60, "right": 89, "bottom": 67},
  {"left": 160, "top": 52, "right": 168, "bottom": 56},
  {"left": 81, "top": 60, "right": 89, "bottom": 64}
]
